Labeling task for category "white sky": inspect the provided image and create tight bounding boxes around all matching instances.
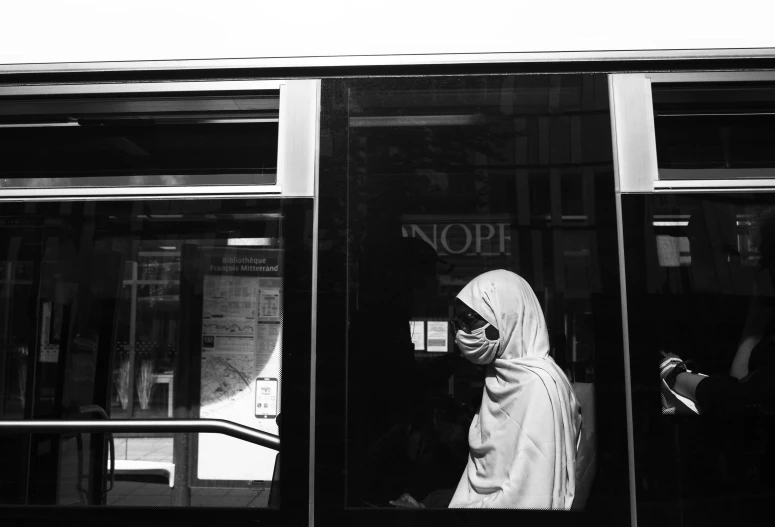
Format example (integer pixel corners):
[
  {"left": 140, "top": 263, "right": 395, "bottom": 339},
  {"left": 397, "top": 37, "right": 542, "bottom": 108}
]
[{"left": 1, "top": 0, "right": 773, "bottom": 65}]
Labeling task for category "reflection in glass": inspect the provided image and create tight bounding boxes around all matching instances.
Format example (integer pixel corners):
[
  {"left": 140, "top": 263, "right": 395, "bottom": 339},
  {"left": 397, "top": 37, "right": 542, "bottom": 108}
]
[
  {"left": 0, "top": 199, "right": 291, "bottom": 508},
  {"left": 448, "top": 270, "right": 582, "bottom": 509},
  {"left": 317, "top": 75, "right": 629, "bottom": 520},
  {"left": 624, "top": 193, "right": 775, "bottom": 522}
]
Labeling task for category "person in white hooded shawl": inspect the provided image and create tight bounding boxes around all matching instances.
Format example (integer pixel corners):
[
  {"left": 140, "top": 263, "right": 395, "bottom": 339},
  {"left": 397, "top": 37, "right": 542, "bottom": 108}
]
[{"left": 449, "top": 270, "right": 582, "bottom": 509}]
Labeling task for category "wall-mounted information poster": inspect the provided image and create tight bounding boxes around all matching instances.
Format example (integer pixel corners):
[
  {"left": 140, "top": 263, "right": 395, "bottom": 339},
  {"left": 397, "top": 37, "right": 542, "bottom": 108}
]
[
  {"left": 194, "top": 246, "right": 282, "bottom": 483},
  {"left": 426, "top": 321, "right": 449, "bottom": 353}
]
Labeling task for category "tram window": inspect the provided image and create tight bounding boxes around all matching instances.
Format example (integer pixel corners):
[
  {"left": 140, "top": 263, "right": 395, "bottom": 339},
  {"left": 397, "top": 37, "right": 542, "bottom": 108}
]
[
  {"left": 316, "top": 75, "right": 630, "bottom": 525},
  {"left": 653, "top": 83, "right": 775, "bottom": 180},
  {"left": 0, "top": 95, "right": 279, "bottom": 188},
  {"left": 622, "top": 193, "right": 775, "bottom": 525},
  {"left": 0, "top": 198, "right": 312, "bottom": 514}
]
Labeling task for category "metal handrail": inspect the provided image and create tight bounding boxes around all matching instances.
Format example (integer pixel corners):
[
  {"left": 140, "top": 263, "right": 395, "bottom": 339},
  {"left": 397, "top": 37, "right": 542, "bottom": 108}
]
[{"left": 0, "top": 419, "right": 280, "bottom": 451}]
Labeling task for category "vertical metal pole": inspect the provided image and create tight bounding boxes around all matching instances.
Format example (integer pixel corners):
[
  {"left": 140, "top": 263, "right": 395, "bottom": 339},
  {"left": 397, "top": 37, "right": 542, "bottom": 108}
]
[
  {"left": 0, "top": 260, "right": 14, "bottom": 418},
  {"left": 307, "top": 79, "right": 322, "bottom": 527},
  {"left": 615, "top": 193, "right": 638, "bottom": 527},
  {"left": 610, "top": 73, "right": 639, "bottom": 527},
  {"left": 23, "top": 249, "right": 43, "bottom": 505},
  {"left": 172, "top": 244, "right": 197, "bottom": 507},
  {"left": 172, "top": 432, "right": 190, "bottom": 506},
  {"left": 126, "top": 261, "right": 137, "bottom": 419}
]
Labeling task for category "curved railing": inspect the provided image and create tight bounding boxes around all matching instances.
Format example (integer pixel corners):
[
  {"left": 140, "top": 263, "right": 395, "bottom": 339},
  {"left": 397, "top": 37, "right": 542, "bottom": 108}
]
[{"left": 0, "top": 418, "right": 280, "bottom": 450}]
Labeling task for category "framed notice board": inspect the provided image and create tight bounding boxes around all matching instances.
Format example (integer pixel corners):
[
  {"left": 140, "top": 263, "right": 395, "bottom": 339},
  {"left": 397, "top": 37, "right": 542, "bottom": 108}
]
[{"left": 182, "top": 244, "right": 283, "bottom": 488}]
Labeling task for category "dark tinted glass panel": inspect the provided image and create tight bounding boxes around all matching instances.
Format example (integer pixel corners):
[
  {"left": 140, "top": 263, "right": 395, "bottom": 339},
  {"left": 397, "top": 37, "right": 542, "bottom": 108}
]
[
  {"left": 0, "top": 198, "right": 311, "bottom": 526},
  {"left": 0, "top": 95, "right": 279, "bottom": 187},
  {"left": 623, "top": 193, "right": 775, "bottom": 526},
  {"left": 653, "top": 83, "right": 775, "bottom": 179},
  {"left": 317, "top": 75, "right": 629, "bottom": 526}
]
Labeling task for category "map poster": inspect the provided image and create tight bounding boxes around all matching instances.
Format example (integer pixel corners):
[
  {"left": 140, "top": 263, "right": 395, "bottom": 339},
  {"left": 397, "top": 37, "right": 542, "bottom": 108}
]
[{"left": 196, "top": 247, "right": 283, "bottom": 482}]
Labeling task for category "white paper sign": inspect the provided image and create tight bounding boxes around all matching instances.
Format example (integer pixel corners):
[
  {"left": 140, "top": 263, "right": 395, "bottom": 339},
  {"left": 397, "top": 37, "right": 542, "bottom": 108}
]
[
  {"left": 410, "top": 320, "right": 425, "bottom": 351},
  {"left": 426, "top": 321, "right": 449, "bottom": 353},
  {"left": 197, "top": 249, "right": 283, "bottom": 482}
]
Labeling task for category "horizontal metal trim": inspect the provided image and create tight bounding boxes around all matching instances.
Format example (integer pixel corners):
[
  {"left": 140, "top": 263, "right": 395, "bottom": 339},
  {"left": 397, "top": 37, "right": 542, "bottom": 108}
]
[
  {"left": 654, "top": 179, "right": 775, "bottom": 190},
  {"left": 0, "top": 80, "right": 284, "bottom": 96},
  {"left": 180, "top": 118, "right": 278, "bottom": 124},
  {"left": 0, "top": 197, "right": 310, "bottom": 203},
  {"left": 658, "top": 112, "right": 775, "bottom": 118},
  {"left": 350, "top": 114, "right": 483, "bottom": 127},
  {"left": 3, "top": 48, "right": 775, "bottom": 75},
  {"left": 0, "top": 118, "right": 282, "bottom": 126},
  {"left": 0, "top": 122, "right": 78, "bottom": 128},
  {"left": 2, "top": 174, "right": 277, "bottom": 190},
  {"left": 0, "top": 419, "right": 280, "bottom": 450},
  {"left": 652, "top": 188, "right": 775, "bottom": 194},
  {"left": 0, "top": 194, "right": 312, "bottom": 203},
  {"left": 648, "top": 71, "right": 775, "bottom": 83},
  {"left": 660, "top": 168, "right": 775, "bottom": 180},
  {"left": 0, "top": 185, "right": 282, "bottom": 200}
]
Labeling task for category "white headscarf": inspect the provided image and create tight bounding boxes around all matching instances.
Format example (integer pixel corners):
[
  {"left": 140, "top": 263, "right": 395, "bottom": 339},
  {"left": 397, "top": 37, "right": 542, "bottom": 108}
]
[{"left": 449, "top": 270, "right": 582, "bottom": 509}]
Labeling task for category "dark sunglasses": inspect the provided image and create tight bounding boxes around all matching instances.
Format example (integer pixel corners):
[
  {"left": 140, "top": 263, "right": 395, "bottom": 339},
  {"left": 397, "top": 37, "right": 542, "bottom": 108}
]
[{"left": 450, "top": 312, "right": 484, "bottom": 334}]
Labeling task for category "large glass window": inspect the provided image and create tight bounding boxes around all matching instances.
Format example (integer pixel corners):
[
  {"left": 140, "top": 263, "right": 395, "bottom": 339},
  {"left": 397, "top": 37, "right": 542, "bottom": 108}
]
[
  {"left": 316, "top": 75, "right": 629, "bottom": 525},
  {"left": 618, "top": 76, "right": 775, "bottom": 526},
  {"left": 0, "top": 198, "right": 312, "bottom": 524},
  {"left": 623, "top": 192, "right": 775, "bottom": 526}
]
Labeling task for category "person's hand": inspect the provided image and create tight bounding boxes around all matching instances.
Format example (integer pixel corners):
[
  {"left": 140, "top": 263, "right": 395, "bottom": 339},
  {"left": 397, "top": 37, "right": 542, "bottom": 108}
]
[{"left": 389, "top": 493, "right": 425, "bottom": 508}]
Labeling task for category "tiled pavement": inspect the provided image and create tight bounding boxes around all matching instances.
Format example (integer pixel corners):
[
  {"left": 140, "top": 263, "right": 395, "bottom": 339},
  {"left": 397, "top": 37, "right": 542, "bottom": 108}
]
[
  {"left": 114, "top": 436, "right": 173, "bottom": 462},
  {"left": 105, "top": 437, "right": 270, "bottom": 507},
  {"left": 107, "top": 481, "right": 270, "bottom": 507}
]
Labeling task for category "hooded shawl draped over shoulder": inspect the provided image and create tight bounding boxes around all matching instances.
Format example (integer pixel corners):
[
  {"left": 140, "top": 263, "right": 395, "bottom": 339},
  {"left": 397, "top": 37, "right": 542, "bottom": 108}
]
[{"left": 449, "top": 270, "right": 582, "bottom": 509}]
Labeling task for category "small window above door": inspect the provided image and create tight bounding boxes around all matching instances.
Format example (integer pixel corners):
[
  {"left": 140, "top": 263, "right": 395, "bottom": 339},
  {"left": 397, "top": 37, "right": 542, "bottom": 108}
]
[
  {"left": 0, "top": 93, "right": 280, "bottom": 190},
  {"left": 610, "top": 73, "right": 775, "bottom": 193},
  {"left": 653, "top": 82, "right": 775, "bottom": 181},
  {"left": 0, "top": 79, "right": 319, "bottom": 200}
]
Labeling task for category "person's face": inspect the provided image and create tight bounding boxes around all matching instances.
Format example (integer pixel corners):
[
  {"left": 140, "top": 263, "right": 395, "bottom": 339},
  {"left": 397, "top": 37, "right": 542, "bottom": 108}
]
[{"left": 451, "top": 298, "right": 488, "bottom": 334}]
